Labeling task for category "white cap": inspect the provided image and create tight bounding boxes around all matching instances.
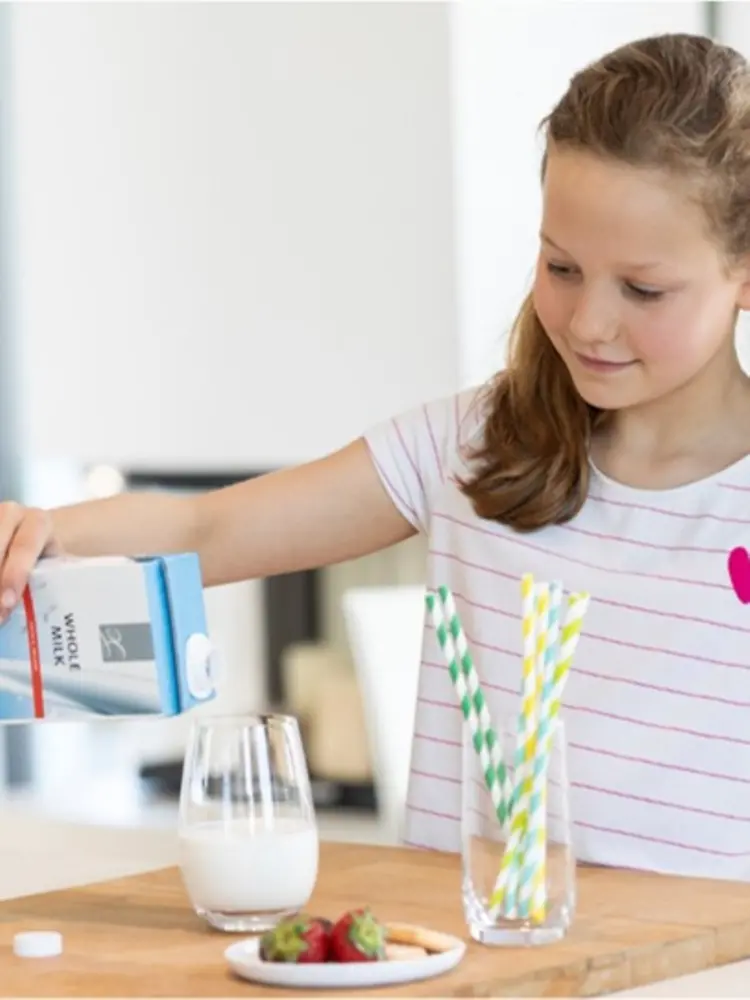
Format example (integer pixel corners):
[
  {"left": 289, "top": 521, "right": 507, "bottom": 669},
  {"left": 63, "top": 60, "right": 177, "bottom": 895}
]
[
  {"left": 185, "top": 632, "right": 218, "bottom": 699},
  {"left": 13, "top": 931, "right": 63, "bottom": 958}
]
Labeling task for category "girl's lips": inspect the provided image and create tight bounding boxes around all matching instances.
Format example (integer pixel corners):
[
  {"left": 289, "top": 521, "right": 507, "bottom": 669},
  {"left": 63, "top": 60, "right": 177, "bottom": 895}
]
[{"left": 574, "top": 353, "right": 637, "bottom": 373}]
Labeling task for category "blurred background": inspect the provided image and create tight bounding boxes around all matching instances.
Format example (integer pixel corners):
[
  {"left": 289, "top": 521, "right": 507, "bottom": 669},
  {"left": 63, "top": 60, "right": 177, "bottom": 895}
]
[{"left": 0, "top": 1, "right": 744, "bottom": 856}]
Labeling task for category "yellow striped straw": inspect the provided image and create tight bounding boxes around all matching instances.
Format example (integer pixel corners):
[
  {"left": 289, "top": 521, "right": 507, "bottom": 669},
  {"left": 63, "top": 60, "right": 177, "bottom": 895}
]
[
  {"left": 533, "top": 584, "right": 550, "bottom": 728},
  {"left": 519, "top": 573, "right": 539, "bottom": 760},
  {"left": 548, "top": 592, "right": 590, "bottom": 715},
  {"left": 526, "top": 584, "right": 553, "bottom": 922},
  {"left": 501, "top": 578, "right": 548, "bottom": 916},
  {"left": 493, "top": 575, "right": 536, "bottom": 915},
  {"left": 491, "top": 586, "right": 590, "bottom": 920}
]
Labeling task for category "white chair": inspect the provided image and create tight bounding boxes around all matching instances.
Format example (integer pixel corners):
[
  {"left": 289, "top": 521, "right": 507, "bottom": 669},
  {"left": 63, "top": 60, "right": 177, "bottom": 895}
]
[{"left": 342, "top": 585, "right": 425, "bottom": 844}]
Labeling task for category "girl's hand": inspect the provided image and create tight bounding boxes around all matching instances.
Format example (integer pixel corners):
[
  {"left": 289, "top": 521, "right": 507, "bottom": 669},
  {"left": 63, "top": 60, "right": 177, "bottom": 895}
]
[{"left": 0, "top": 503, "right": 62, "bottom": 618}]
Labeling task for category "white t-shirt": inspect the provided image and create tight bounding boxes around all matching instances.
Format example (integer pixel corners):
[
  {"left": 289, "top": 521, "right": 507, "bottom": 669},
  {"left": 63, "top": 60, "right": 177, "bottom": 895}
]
[{"left": 364, "top": 387, "right": 750, "bottom": 881}]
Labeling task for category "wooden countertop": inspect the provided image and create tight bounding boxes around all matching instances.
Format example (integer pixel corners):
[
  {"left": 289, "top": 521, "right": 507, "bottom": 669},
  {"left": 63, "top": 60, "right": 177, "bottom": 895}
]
[{"left": 1, "top": 841, "right": 750, "bottom": 996}]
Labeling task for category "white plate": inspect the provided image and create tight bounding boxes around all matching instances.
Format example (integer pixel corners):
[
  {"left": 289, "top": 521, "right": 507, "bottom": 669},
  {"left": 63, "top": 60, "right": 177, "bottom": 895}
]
[{"left": 224, "top": 932, "right": 467, "bottom": 990}]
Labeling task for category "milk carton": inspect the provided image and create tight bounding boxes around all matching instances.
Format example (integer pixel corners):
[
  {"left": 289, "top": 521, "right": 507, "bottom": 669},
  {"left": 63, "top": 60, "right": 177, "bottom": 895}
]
[{"left": 0, "top": 554, "right": 217, "bottom": 721}]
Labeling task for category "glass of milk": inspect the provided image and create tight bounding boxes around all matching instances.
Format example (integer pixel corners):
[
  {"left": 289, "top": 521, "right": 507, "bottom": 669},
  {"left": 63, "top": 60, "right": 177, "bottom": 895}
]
[{"left": 178, "top": 713, "right": 319, "bottom": 932}]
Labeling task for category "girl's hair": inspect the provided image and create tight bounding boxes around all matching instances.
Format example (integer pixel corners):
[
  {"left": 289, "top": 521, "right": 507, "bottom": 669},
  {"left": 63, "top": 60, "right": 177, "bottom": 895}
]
[{"left": 460, "top": 33, "right": 750, "bottom": 532}]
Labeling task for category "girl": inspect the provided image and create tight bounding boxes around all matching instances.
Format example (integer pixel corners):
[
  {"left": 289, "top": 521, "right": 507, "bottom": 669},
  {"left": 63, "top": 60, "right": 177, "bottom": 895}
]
[{"left": 3, "top": 32, "right": 750, "bottom": 880}]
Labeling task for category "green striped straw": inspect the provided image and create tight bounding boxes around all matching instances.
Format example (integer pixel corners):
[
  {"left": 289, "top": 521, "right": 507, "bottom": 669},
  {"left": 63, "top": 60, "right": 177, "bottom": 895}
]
[
  {"left": 426, "top": 590, "right": 512, "bottom": 833},
  {"left": 437, "top": 586, "right": 514, "bottom": 821}
]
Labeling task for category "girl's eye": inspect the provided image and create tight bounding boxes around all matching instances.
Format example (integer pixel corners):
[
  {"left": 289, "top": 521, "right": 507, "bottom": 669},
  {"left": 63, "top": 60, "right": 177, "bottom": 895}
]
[
  {"left": 625, "top": 283, "right": 664, "bottom": 302},
  {"left": 546, "top": 262, "right": 577, "bottom": 278},
  {"left": 546, "top": 262, "right": 665, "bottom": 303}
]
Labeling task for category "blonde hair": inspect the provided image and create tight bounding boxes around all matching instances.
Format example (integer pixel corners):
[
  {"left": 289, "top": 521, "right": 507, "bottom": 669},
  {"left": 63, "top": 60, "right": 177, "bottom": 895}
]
[{"left": 460, "top": 33, "right": 750, "bottom": 531}]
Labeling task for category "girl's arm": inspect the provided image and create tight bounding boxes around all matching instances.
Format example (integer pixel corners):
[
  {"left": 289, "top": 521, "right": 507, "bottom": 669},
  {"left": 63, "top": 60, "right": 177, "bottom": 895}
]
[{"left": 0, "top": 439, "right": 415, "bottom": 609}]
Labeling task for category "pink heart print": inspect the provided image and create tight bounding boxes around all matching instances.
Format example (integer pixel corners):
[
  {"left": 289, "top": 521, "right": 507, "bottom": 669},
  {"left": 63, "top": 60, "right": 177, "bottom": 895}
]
[{"left": 728, "top": 547, "right": 750, "bottom": 604}]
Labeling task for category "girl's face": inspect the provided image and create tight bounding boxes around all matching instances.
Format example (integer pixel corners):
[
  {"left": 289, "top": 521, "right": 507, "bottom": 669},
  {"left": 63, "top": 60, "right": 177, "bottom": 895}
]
[{"left": 533, "top": 146, "right": 750, "bottom": 412}]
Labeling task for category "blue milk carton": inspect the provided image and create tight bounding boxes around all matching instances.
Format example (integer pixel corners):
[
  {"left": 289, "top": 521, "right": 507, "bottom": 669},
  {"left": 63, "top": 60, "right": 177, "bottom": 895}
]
[{"left": 0, "top": 554, "right": 217, "bottom": 721}]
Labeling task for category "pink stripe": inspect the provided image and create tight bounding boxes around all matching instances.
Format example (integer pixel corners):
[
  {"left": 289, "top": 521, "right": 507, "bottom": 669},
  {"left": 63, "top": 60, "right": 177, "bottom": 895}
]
[
  {"left": 413, "top": 767, "right": 459, "bottom": 785},
  {"left": 576, "top": 819, "right": 750, "bottom": 858},
  {"left": 423, "top": 405, "right": 443, "bottom": 482},
  {"left": 429, "top": 587, "right": 750, "bottom": 694},
  {"left": 429, "top": 608, "right": 750, "bottom": 704},
  {"left": 436, "top": 543, "right": 750, "bottom": 636},
  {"left": 414, "top": 726, "right": 750, "bottom": 786},
  {"left": 720, "top": 482, "right": 750, "bottom": 493},
  {"left": 367, "top": 448, "right": 420, "bottom": 526},
  {"left": 561, "top": 521, "right": 727, "bottom": 555},
  {"left": 419, "top": 694, "right": 462, "bottom": 710},
  {"left": 566, "top": 702, "right": 750, "bottom": 747},
  {"left": 433, "top": 512, "right": 733, "bottom": 593},
  {"left": 409, "top": 798, "right": 563, "bottom": 826},
  {"left": 573, "top": 666, "right": 750, "bottom": 708},
  {"left": 430, "top": 546, "right": 750, "bottom": 648},
  {"left": 413, "top": 767, "right": 750, "bottom": 823},
  {"left": 468, "top": 604, "right": 750, "bottom": 670},
  {"left": 406, "top": 799, "right": 749, "bottom": 857},
  {"left": 422, "top": 657, "right": 750, "bottom": 746},
  {"left": 588, "top": 492, "right": 750, "bottom": 526},
  {"left": 402, "top": 837, "right": 441, "bottom": 852},
  {"left": 570, "top": 741, "right": 750, "bottom": 786},
  {"left": 413, "top": 761, "right": 560, "bottom": 795},
  {"left": 573, "top": 781, "right": 750, "bottom": 823},
  {"left": 408, "top": 800, "right": 497, "bottom": 825},
  {"left": 410, "top": 800, "right": 519, "bottom": 828},
  {"left": 392, "top": 418, "right": 425, "bottom": 495},
  {"left": 408, "top": 803, "right": 461, "bottom": 823},
  {"left": 414, "top": 730, "right": 461, "bottom": 749},
  {"left": 417, "top": 676, "right": 750, "bottom": 739}
]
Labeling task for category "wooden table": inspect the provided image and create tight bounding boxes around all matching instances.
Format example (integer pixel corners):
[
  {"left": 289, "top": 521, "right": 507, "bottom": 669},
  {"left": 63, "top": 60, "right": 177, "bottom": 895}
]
[{"left": 2, "top": 841, "right": 750, "bottom": 997}]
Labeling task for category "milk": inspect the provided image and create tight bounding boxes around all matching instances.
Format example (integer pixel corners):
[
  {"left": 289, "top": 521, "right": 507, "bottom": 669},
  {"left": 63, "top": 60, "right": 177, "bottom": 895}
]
[
  {"left": 179, "top": 817, "right": 319, "bottom": 914},
  {"left": 0, "top": 554, "right": 216, "bottom": 721}
]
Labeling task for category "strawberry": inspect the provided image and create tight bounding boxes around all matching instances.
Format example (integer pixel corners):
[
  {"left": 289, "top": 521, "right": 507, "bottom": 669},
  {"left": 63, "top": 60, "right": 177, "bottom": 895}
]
[
  {"left": 259, "top": 913, "right": 332, "bottom": 963},
  {"left": 330, "top": 908, "right": 386, "bottom": 962}
]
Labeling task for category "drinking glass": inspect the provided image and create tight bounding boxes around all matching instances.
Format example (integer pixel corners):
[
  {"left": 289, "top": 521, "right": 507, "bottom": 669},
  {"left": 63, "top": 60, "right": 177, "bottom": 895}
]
[
  {"left": 461, "top": 713, "right": 575, "bottom": 946},
  {"left": 178, "top": 713, "right": 318, "bottom": 932}
]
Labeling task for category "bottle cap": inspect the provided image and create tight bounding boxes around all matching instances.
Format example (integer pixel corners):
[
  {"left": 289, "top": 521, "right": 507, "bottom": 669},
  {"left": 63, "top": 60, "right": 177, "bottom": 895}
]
[
  {"left": 185, "top": 632, "right": 218, "bottom": 699},
  {"left": 13, "top": 931, "right": 63, "bottom": 958}
]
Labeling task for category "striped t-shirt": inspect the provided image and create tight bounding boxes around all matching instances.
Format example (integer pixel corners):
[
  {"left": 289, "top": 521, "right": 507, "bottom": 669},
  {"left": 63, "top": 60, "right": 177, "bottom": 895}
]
[{"left": 364, "top": 387, "right": 750, "bottom": 882}]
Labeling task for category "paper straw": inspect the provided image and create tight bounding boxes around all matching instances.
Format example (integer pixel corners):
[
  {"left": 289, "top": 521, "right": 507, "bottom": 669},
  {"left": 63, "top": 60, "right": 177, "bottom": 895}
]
[
  {"left": 528, "top": 581, "right": 563, "bottom": 921},
  {"left": 511, "top": 574, "right": 540, "bottom": 813},
  {"left": 514, "top": 667, "right": 569, "bottom": 921},
  {"left": 425, "top": 591, "right": 512, "bottom": 833},
  {"left": 491, "top": 588, "right": 589, "bottom": 920},
  {"left": 544, "top": 591, "right": 590, "bottom": 718},
  {"left": 498, "top": 577, "right": 546, "bottom": 916},
  {"left": 515, "top": 582, "right": 560, "bottom": 921},
  {"left": 543, "top": 583, "right": 564, "bottom": 688},
  {"left": 437, "top": 586, "right": 514, "bottom": 815}
]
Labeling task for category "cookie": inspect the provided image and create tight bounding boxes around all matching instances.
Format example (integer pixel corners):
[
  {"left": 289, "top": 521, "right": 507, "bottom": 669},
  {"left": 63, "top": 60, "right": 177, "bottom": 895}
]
[
  {"left": 385, "top": 943, "right": 428, "bottom": 961},
  {"left": 384, "top": 921, "right": 457, "bottom": 954}
]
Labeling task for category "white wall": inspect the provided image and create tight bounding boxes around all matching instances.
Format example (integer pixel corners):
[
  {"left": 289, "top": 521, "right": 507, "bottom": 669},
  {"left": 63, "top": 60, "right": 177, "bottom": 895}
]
[
  {"left": 10, "top": 2, "right": 459, "bottom": 471},
  {"left": 449, "top": 1, "right": 708, "bottom": 387},
  {"left": 11, "top": 1, "right": 711, "bottom": 457},
  {"left": 715, "top": 2, "right": 750, "bottom": 48}
]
